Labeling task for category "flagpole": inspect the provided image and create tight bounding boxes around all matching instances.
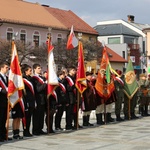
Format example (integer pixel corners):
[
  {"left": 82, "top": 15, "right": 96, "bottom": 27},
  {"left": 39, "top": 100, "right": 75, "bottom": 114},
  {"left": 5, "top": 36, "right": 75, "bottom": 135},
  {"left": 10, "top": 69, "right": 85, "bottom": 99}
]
[
  {"left": 47, "top": 27, "right": 52, "bottom": 134},
  {"left": 76, "top": 33, "right": 82, "bottom": 129},
  {"left": 6, "top": 36, "right": 16, "bottom": 140},
  {"left": 127, "top": 47, "right": 131, "bottom": 120}
]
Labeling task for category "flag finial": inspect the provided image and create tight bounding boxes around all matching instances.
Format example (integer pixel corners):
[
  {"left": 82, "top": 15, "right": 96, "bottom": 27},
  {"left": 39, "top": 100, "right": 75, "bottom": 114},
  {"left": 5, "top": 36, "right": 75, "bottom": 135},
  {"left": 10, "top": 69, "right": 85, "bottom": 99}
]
[
  {"left": 78, "top": 33, "right": 82, "bottom": 40},
  {"left": 12, "top": 32, "right": 18, "bottom": 41}
]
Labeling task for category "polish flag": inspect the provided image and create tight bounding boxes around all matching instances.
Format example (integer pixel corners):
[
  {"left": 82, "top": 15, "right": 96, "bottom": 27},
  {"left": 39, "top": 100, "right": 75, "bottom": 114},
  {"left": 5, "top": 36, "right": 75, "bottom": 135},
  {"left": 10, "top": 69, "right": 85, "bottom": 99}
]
[
  {"left": 47, "top": 38, "right": 58, "bottom": 98},
  {"left": 7, "top": 42, "right": 26, "bottom": 126},
  {"left": 67, "top": 25, "right": 78, "bottom": 50},
  {"left": 7, "top": 42, "right": 24, "bottom": 107}
]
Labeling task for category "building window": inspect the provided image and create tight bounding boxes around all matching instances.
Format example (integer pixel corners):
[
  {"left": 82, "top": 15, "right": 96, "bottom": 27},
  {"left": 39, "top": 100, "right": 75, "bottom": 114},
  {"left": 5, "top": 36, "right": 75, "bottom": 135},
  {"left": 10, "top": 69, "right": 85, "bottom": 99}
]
[
  {"left": 33, "top": 31, "right": 40, "bottom": 47},
  {"left": 7, "top": 28, "right": 13, "bottom": 41},
  {"left": 108, "top": 37, "right": 120, "bottom": 44},
  {"left": 57, "top": 33, "right": 62, "bottom": 43},
  {"left": 20, "top": 29, "right": 26, "bottom": 44}
]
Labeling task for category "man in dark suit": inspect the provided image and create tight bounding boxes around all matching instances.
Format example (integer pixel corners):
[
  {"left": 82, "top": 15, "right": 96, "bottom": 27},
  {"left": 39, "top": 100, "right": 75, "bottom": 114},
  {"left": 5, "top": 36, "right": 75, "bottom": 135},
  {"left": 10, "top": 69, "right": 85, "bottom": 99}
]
[
  {"left": 32, "top": 64, "right": 47, "bottom": 135},
  {"left": 0, "top": 62, "right": 9, "bottom": 142}
]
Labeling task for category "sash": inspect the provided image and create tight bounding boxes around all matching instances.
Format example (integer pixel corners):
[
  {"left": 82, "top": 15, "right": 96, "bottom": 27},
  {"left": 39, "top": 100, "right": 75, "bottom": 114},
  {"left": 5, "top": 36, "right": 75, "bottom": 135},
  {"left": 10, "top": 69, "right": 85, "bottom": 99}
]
[
  {"left": 23, "top": 78, "right": 35, "bottom": 95},
  {"left": 66, "top": 76, "right": 76, "bottom": 94},
  {"left": 115, "top": 76, "right": 124, "bottom": 86},
  {"left": 52, "top": 91, "right": 58, "bottom": 102},
  {"left": 59, "top": 83, "right": 66, "bottom": 93},
  {"left": 32, "top": 75, "right": 44, "bottom": 84},
  {"left": 0, "top": 77, "right": 7, "bottom": 90},
  {"left": 66, "top": 76, "right": 74, "bottom": 86}
]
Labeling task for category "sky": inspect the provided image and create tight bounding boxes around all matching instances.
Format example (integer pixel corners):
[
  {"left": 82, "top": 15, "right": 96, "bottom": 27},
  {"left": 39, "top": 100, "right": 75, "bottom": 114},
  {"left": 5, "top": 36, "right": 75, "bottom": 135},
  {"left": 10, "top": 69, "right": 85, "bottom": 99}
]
[{"left": 26, "top": 0, "right": 150, "bottom": 27}]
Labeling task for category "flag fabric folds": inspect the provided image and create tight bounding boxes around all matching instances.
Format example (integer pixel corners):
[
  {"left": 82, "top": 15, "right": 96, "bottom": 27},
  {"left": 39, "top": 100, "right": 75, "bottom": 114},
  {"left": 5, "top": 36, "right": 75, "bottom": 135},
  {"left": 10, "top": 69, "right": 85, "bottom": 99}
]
[
  {"left": 67, "top": 25, "right": 78, "bottom": 50},
  {"left": 75, "top": 41, "right": 87, "bottom": 94},
  {"left": 7, "top": 42, "right": 24, "bottom": 108},
  {"left": 47, "top": 38, "right": 59, "bottom": 99},
  {"left": 123, "top": 59, "right": 139, "bottom": 99},
  {"left": 95, "top": 46, "right": 115, "bottom": 100}
]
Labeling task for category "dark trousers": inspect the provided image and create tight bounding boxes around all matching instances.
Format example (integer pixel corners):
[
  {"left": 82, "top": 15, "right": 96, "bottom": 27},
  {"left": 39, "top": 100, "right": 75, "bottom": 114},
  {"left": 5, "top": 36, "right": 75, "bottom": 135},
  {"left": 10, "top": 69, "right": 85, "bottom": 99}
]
[
  {"left": 55, "top": 105, "right": 65, "bottom": 129},
  {"left": 23, "top": 107, "right": 34, "bottom": 132},
  {"left": 0, "top": 106, "right": 7, "bottom": 140},
  {"left": 65, "top": 104, "right": 74, "bottom": 129},
  {"left": 32, "top": 104, "right": 45, "bottom": 134},
  {"left": 45, "top": 110, "right": 55, "bottom": 132}
]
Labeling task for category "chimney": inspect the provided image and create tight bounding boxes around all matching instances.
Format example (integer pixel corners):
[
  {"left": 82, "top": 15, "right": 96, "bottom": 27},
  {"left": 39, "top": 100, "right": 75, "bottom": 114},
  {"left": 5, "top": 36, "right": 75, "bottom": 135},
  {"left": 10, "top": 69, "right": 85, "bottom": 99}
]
[{"left": 127, "top": 15, "right": 135, "bottom": 23}]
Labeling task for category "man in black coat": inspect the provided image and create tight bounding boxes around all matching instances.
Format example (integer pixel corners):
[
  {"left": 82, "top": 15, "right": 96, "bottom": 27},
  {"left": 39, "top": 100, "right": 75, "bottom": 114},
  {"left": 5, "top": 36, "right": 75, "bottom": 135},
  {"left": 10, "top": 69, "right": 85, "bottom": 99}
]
[
  {"left": 21, "top": 64, "right": 36, "bottom": 137},
  {"left": 64, "top": 67, "right": 77, "bottom": 130},
  {"left": 32, "top": 64, "right": 47, "bottom": 135},
  {"left": 0, "top": 62, "right": 9, "bottom": 142},
  {"left": 55, "top": 70, "right": 69, "bottom": 131}
]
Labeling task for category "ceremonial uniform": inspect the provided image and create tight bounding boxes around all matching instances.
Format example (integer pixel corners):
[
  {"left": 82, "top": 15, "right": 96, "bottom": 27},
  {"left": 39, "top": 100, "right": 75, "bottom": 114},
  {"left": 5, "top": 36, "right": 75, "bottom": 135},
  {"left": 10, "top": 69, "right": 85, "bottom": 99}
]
[
  {"left": 32, "top": 75, "right": 47, "bottom": 135},
  {"left": 64, "top": 74, "right": 76, "bottom": 130},
  {"left": 0, "top": 73, "right": 8, "bottom": 141},
  {"left": 22, "top": 74, "right": 36, "bottom": 136},
  {"left": 55, "top": 78, "right": 69, "bottom": 130},
  {"left": 138, "top": 74, "right": 150, "bottom": 116},
  {"left": 114, "top": 70, "right": 124, "bottom": 121},
  {"left": 82, "top": 74, "right": 96, "bottom": 126},
  {"left": 45, "top": 94, "right": 57, "bottom": 133}
]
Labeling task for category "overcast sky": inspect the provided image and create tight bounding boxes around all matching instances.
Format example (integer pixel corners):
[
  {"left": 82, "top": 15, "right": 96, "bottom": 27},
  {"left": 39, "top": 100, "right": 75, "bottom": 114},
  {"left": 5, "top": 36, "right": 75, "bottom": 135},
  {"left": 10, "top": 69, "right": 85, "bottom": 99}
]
[{"left": 26, "top": 0, "right": 150, "bottom": 27}]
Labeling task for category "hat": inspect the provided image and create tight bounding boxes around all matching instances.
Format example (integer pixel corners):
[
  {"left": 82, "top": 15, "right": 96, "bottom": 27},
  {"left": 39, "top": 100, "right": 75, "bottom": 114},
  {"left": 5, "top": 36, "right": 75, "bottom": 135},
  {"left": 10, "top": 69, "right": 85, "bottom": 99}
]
[{"left": 86, "top": 71, "right": 92, "bottom": 76}]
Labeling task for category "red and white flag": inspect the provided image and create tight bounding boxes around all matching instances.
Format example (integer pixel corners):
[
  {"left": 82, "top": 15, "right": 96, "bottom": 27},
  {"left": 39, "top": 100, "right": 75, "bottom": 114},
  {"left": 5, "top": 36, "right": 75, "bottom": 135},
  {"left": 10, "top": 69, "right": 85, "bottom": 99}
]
[
  {"left": 47, "top": 38, "right": 58, "bottom": 98},
  {"left": 7, "top": 42, "right": 24, "bottom": 108},
  {"left": 67, "top": 25, "right": 78, "bottom": 50}
]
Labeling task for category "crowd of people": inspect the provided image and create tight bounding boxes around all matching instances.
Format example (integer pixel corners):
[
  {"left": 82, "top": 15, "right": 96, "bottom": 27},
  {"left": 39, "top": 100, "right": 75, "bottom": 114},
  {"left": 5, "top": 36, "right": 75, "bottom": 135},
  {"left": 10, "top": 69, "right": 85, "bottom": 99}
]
[{"left": 0, "top": 61, "right": 150, "bottom": 142}]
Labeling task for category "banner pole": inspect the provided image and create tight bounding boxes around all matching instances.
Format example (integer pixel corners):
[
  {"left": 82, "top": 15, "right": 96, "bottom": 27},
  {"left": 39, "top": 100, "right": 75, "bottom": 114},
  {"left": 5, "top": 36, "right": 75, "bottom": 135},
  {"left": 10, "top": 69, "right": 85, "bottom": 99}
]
[
  {"left": 128, "top": 98, "right": 131, "bottom": 120},
  {"left": 76, "top": 91, "right": 80, "bottom": 129}
]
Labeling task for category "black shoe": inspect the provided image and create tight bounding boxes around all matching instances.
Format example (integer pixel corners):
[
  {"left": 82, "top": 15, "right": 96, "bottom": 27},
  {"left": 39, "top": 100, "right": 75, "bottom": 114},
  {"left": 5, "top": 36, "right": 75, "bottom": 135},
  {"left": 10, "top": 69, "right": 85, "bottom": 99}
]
[
  {"left": 55, "top": 128, "right": 63, "bottom": 131},
  {"left": 39, "top": 130, "right": 47, "bottom": 135},
  {"left": 78, "top": 125, "right": 83, "bottom": 128},
  {"left": 88, "top": 123, "right": 94, "bottom": 126},
  {"left": 66, "top": 127, "right": 72, "bottom": 131},
  {"left": 24, "top": 132, "right": 33, "bottom": 137},
  {"left": 4, "top": 137, "right": 13, "bottom": 141},
  {"left": 0, "top": 138, "right": 4, "bottom": 142},
  {"left": 83, "top": 123, "right": 88, "bottom": 126},
  {"left": 33, "top": 132, "right": 40, "bottom": 136},
  {"left": 116, "top": 117, "right": 124, "bottom": 121},
  {"left": 13, "top": 135, "right": 23, "bottom": 140},
  {"left": 131, "top": 114, "right": 139, "bottom": 119},
  {"left": 49, "top": 130, "right": 55, "bottom": 133}
]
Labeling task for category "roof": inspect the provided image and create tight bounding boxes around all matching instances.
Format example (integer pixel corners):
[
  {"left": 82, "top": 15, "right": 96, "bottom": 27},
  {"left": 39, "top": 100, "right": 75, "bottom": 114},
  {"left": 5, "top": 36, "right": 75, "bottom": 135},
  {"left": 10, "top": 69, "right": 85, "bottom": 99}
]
[
  {"left": 95, "top": 19, "right": 146, "bottom": 37},
  {"left": 0, "top": 0, "right": 67, "bottom": 29},
  {"left": 106, "top": 46, "right": 127, "bottom": 63},
  {"left": 94, "top": 24, "right": 141, "bottom": 36},
  {"left": 44, "top": 6, "right": 99, "bottom": 35}
]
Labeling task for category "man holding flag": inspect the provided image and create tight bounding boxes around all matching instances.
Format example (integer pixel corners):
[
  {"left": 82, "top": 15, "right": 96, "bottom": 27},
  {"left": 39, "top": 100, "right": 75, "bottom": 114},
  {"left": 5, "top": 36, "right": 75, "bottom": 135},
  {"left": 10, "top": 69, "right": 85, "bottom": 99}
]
[
  {"left": 123, "top": 59, "right": 139, "bottom": 120},
  {"left": 95, "top": 46, "right": 115, "bottom": 123},
  {"left": 8, "top": 42, "right": 24, "bottom": 139}
]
